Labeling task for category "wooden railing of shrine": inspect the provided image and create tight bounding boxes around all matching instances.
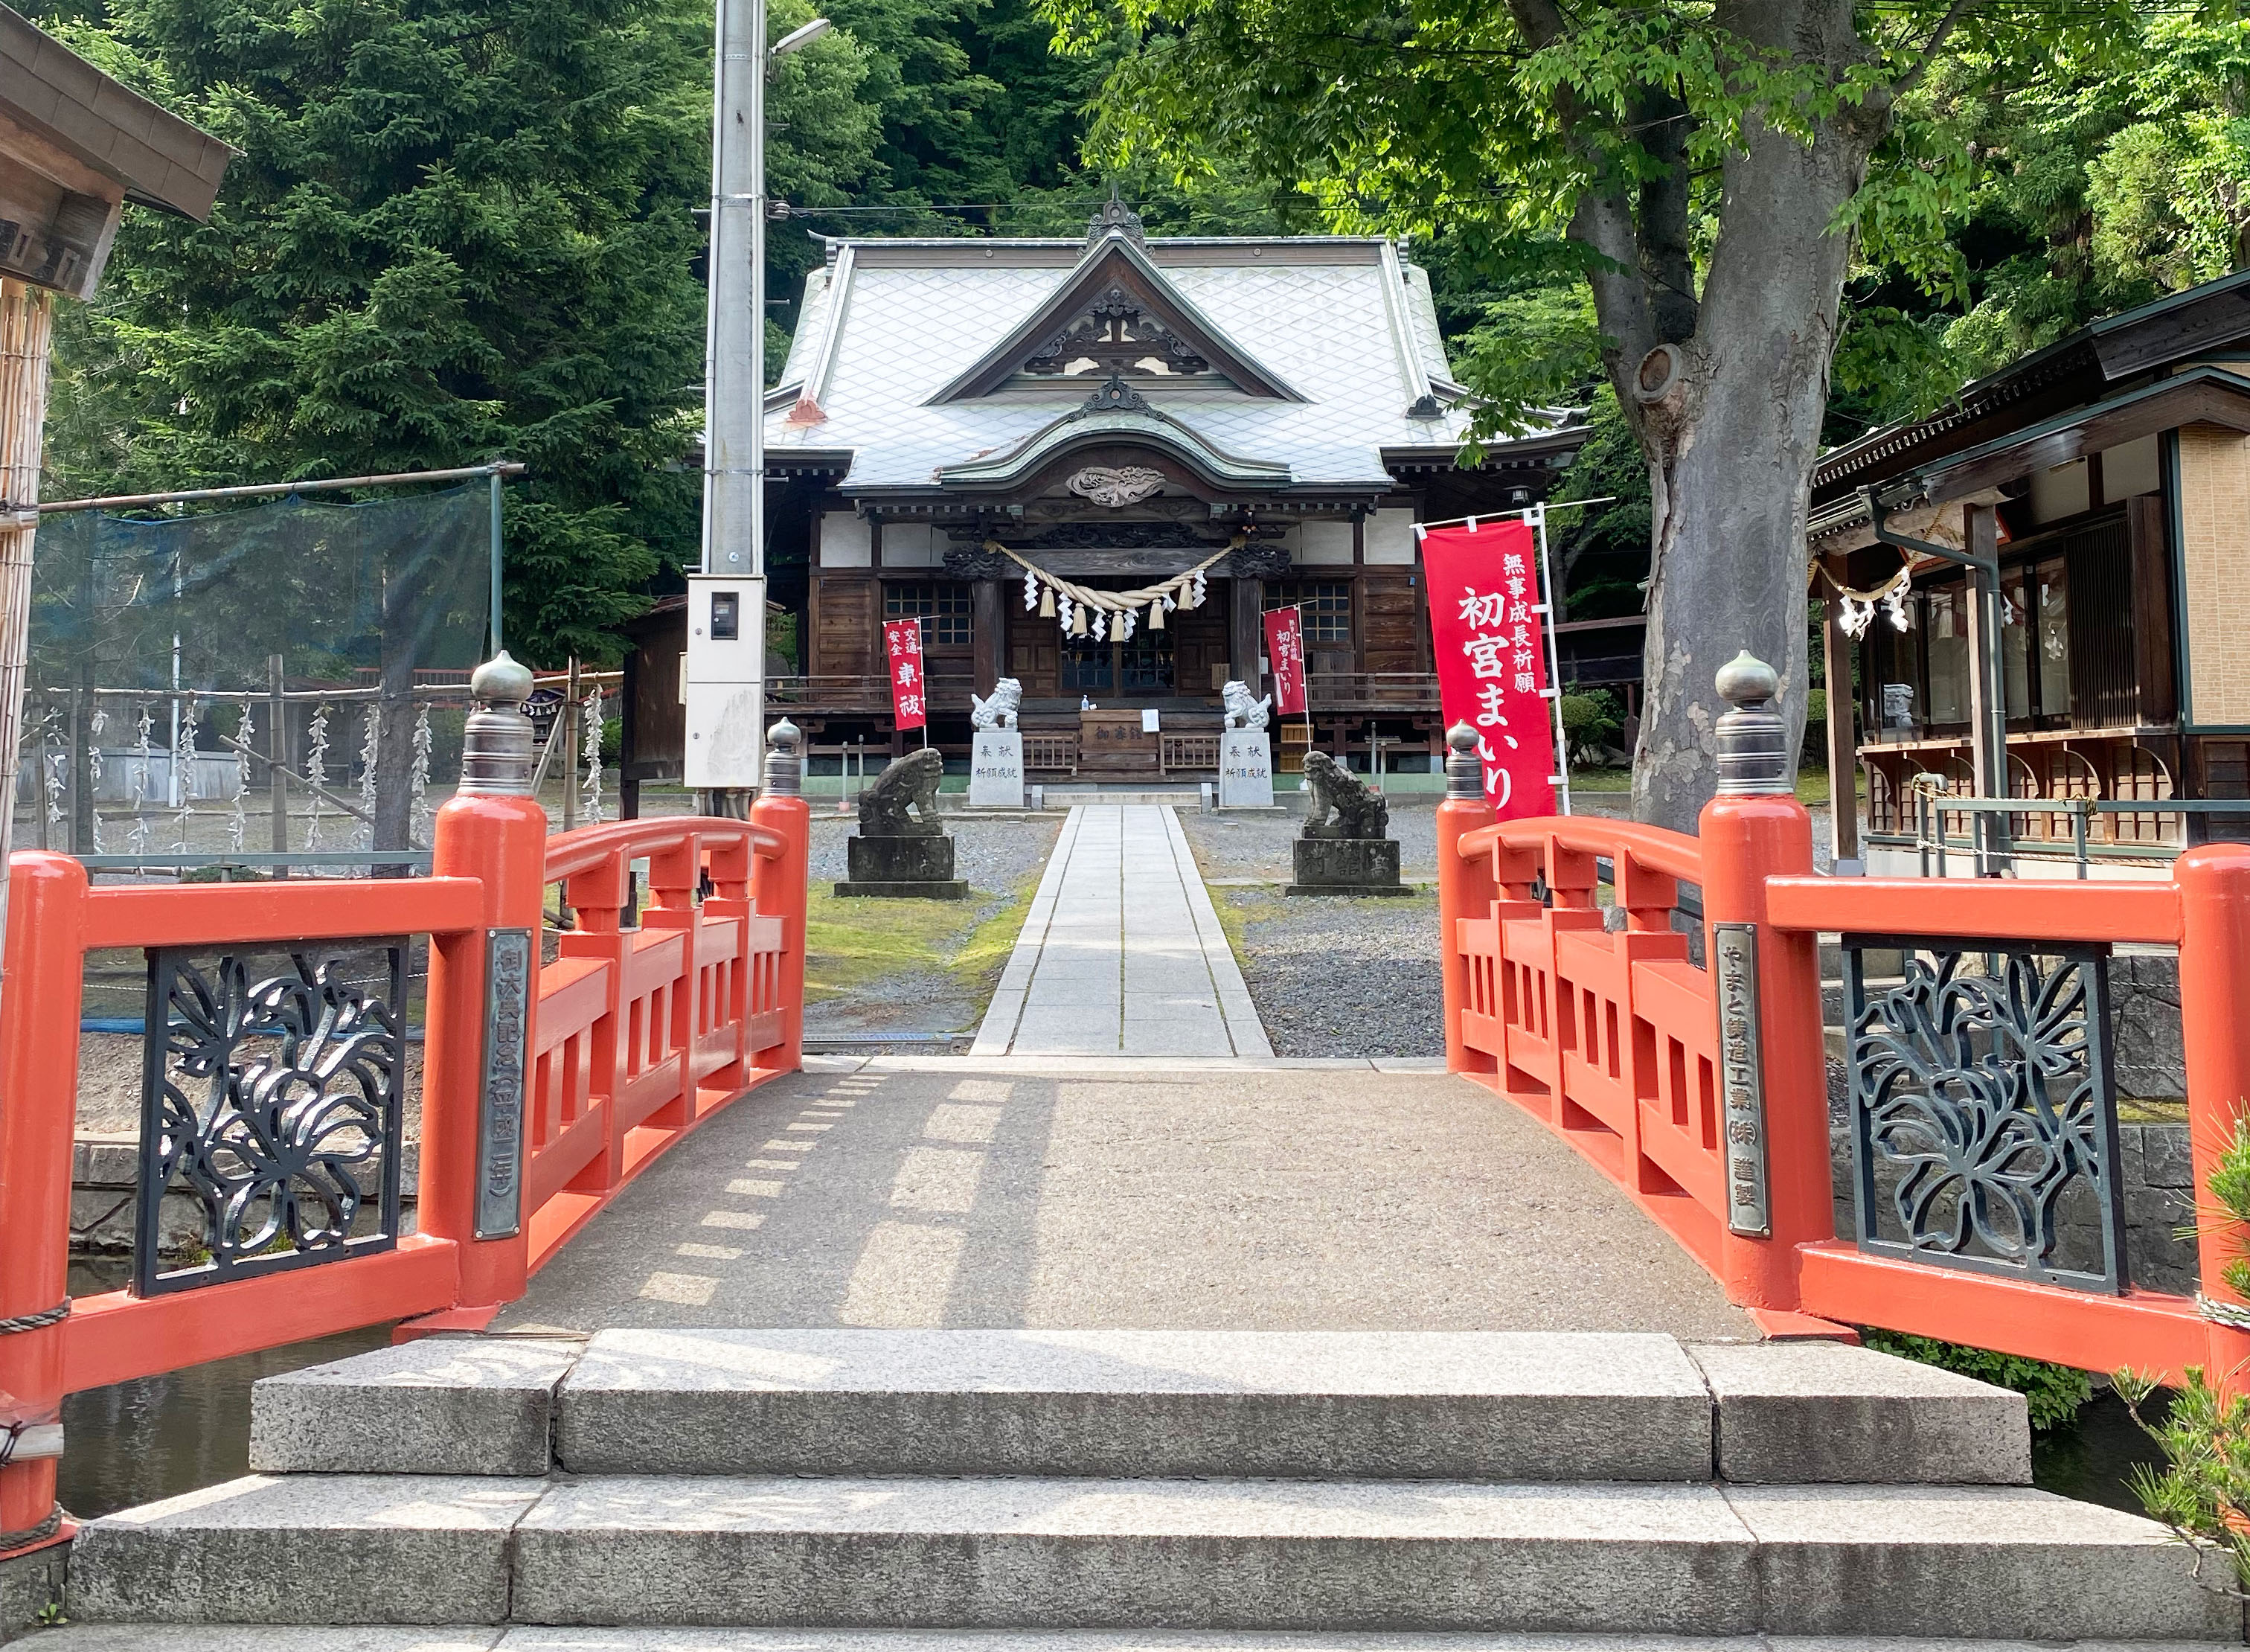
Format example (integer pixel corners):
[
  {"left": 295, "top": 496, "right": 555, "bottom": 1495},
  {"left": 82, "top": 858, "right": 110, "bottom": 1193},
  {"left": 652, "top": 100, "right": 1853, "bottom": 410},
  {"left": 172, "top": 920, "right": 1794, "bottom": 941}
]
[
  {"left": 1436, "top": 671, "right": 2250, "bottom": 1387},
  {"left": 0, "top": 734, "right": 809, "bottom": 1557}
]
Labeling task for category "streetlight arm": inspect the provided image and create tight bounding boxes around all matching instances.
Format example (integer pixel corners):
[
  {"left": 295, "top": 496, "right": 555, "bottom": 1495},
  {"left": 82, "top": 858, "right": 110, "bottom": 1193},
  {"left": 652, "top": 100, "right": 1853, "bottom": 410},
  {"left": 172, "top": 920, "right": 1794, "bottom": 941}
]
[{"left": 771, "top": 17, "right": 832, "bottom": 57}]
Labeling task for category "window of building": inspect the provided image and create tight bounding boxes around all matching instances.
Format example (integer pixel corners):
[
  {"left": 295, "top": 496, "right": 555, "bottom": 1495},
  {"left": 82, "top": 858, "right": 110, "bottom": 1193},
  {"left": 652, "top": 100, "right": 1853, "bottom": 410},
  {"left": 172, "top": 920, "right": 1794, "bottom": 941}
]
[
  {"left": 1926, "top": 581, "right": 1970, "bottom": 725},
  {"left": 884, "top": 583, "right": 971, "bottom": 648},
  {"left": 1276, "top": 581, "right": 1351, "bottom": 642}
]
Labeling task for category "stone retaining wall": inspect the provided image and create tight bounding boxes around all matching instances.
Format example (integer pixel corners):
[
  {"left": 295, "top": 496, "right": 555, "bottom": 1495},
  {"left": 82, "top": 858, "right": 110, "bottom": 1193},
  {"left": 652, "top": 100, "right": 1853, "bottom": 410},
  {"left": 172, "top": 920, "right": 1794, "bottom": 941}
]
[{"left": 70, "top": 1135, "right": 420, "bottom": 1257}]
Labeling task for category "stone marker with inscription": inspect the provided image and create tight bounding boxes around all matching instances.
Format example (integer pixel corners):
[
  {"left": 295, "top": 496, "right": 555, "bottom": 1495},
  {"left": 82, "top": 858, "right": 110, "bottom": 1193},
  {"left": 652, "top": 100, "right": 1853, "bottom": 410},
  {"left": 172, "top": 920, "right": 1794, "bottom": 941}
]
[
  {"left": 1217, "top": 679, "right": 1274, "bottom": 809},
  {"left": 968, "top": 676, "right": 1025, "bottom": 808}
]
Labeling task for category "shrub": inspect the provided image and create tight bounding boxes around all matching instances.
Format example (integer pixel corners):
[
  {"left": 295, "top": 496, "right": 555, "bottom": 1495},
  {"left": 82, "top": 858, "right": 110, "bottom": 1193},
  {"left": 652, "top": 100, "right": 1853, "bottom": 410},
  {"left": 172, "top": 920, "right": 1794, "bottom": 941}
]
[
  {"left": 2116, "top": 1116, "right": 2250, "bottom": 1598},
  {"left": 1559, "top": 686, "right": 1624, "bottom": 763}
]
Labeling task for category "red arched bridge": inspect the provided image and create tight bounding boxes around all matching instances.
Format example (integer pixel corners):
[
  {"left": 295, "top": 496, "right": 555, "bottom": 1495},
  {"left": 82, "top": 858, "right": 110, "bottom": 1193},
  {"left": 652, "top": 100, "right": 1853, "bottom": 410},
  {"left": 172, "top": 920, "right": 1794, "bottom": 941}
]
[{"left": 4, "top": 658, "right": 2250, "bottom": 1561}]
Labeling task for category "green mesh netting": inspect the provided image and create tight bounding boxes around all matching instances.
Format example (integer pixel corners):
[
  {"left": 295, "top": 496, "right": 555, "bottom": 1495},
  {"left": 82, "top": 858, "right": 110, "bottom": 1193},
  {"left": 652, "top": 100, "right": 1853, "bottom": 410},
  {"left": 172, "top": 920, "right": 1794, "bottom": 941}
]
[
  {"left": 16, "top": 485, "right": 495, "bottom": 864},
  {"left": 29, "top": 484, "right": 490, "bottom": 697}
]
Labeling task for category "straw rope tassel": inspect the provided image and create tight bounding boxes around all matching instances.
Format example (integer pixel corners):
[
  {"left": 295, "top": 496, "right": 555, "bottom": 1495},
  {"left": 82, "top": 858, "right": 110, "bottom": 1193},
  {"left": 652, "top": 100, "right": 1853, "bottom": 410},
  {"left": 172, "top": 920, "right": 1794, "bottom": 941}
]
[{"left": 1148, "top": 598, "right": 1164, "bottom": 630}]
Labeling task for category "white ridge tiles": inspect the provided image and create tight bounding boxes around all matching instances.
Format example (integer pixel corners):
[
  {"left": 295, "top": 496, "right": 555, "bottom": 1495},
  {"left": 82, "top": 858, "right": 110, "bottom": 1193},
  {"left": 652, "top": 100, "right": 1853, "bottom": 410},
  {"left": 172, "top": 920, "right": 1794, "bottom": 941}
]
[{"left": 971, "top": 805, "right": 1272, "bottom": 1058}]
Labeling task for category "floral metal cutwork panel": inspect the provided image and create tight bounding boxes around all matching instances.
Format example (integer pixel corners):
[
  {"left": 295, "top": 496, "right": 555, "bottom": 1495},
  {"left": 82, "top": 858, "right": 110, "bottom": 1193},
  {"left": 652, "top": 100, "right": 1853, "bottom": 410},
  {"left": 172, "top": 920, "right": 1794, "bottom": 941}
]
[
  {"left": 134, "top": 941, "right": 408, "bottom": 1296},
  {"left": 1844, "top": 935, "right": 2126, "bottom": 1293}
]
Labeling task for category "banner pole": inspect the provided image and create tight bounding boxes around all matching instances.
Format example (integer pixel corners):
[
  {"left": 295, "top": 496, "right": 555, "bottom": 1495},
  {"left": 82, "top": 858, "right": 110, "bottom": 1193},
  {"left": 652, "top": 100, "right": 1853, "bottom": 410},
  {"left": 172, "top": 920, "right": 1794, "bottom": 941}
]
[{"left": 1533, "top": 502, "right": 1571, "bottom": 817}]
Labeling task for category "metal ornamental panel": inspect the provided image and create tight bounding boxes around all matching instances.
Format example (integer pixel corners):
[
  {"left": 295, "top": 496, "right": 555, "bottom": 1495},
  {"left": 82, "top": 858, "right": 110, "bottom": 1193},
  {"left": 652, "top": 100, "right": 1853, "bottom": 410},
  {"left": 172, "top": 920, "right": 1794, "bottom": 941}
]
[
  {"left": 1843, "top": 932, "right": 2126, "bottom": 1293},
  {"left": 1712, "top": 923, "right": 1771, "bottom": 1238},
  {"left": 135, "top": 941, "right": 408, "bottom": 1296},
  {"left": 475, "top": 926, "right": 534, "bottom": 1240}
]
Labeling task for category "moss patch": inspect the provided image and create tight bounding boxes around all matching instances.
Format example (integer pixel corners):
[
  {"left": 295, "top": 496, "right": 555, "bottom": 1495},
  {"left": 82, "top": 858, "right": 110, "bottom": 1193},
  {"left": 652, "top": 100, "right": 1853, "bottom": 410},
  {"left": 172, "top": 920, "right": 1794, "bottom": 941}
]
[{"left": 803, "top": 889, "right": 984, "bottom": 1002}]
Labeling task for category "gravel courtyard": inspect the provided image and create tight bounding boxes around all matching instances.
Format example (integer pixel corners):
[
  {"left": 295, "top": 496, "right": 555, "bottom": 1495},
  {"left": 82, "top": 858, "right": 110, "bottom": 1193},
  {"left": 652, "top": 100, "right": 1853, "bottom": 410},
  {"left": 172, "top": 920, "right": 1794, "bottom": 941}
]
[{"left": 1179, "top": 806, "right": 1443, "bottom": 1060}]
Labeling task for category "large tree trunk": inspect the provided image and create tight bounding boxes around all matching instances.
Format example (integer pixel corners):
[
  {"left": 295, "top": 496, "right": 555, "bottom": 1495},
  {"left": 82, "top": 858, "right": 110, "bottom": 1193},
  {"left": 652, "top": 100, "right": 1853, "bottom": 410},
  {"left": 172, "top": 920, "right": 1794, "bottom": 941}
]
[{"left": 1617, "top": 7, "right": 1883, "bottom": 830}]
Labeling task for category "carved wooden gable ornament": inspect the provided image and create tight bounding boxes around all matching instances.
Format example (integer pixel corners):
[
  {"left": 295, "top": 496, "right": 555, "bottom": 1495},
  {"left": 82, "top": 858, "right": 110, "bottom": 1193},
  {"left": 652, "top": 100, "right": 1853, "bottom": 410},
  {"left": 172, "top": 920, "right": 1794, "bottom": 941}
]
[{"left": 930, "top": 234, "right": 1302, "bottom": 405}]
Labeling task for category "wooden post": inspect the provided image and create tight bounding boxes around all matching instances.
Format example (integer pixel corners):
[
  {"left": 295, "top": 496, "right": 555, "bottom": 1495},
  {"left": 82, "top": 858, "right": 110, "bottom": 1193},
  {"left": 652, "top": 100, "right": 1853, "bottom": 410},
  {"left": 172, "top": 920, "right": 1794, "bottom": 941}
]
[
  {"left": 971, "top": 580, "right": 1003, "bottom": 699},
  {"left": 1964, "top": 504, "right": 2011, "bottom": 874},
  {"left": 2174, "top": 845, "right": 2250, "bottom": 1393},
  {"left": 1696, "top": 653, "right": 1826, "bottom": 1318},
  {"left": 1435, "top": 725, "right": 1498, "bottom": 1075},
  {"left": 560, "top": 657, "right": 580, "bottom": 833},
  {"left": 0, "top": 279, "right": 55, "bottom": 1002},
  {"left": 1820, "top": 583, "right": 1860, "bottom": 864},
  {"left": 0, "top": 852, "right": 86, "bottom": 1557}
]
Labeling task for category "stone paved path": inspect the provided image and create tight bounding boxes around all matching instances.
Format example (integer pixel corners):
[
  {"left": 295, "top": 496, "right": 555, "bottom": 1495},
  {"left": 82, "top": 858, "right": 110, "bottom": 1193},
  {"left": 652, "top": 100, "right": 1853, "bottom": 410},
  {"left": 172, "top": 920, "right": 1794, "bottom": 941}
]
[
  {"left": 970, "top": 805, "right": 1272, "bottom": 1058},
  {"left": 495, "top": 1057, "right": 1751, "bottom": 1338}
]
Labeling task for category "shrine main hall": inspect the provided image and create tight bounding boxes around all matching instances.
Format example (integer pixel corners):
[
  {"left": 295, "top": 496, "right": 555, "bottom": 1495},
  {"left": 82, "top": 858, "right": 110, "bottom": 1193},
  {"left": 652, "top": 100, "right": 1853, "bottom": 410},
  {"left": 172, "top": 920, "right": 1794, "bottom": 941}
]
[{"left": 641, "top": 201, "right": 1588, "bottom": 783}]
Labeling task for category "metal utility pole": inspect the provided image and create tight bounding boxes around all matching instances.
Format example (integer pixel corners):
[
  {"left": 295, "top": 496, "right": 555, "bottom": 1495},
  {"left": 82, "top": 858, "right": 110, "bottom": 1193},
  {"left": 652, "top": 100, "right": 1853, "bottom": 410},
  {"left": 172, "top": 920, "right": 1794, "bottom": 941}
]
[
  {"left": 688, "top": 0, "right": 827, "bottom": 804},
  {"left": 702, "top": 0, "right": 765, "bottom": 587}
]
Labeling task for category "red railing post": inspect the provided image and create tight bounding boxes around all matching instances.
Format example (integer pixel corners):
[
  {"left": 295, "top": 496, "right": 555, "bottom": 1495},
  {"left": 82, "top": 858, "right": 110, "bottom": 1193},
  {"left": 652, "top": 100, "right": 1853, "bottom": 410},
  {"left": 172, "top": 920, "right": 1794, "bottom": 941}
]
[
  {"left": 1696, "top": 654, "right": 1827, "bottom": 1317},
  {"left": 1437, "top": 724, "right": 1498, "bottom": 1075},
  {"left": 751, "top": 718, "right": 809, "bottom": 1073},
  {"left": 0, "top": 853, "right": 86, "bottom": 1557},
  {"left": 418, "top": 655, "right": 548, "bottom": 1317},
  {"left": 2173, "top": 844, "right": 2250, "bottom": 1389}
]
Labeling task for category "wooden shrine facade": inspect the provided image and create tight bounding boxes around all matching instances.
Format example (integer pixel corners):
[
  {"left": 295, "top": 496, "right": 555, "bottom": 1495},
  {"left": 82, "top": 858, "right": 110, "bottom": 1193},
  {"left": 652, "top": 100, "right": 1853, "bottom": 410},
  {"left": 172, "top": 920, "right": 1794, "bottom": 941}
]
[
  {"left": 1807, "top": 268, "right": 2250, "bottom": 869},
  {"left": 635, "top": 208, "right": 1587, "bottom": 782}
]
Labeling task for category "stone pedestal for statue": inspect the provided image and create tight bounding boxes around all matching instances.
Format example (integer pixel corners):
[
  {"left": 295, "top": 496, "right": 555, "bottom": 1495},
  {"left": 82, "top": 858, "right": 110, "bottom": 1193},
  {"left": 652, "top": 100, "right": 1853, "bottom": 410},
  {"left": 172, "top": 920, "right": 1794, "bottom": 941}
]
[
  {"left": 1289, "top": 836, "right": 1408, "bottom": 896},
  {"left": 1285, "top": 749, "right": 1407, "bottom": 896},
  {"left": 969, "top": 729, "right": 1024, "bottom": 809},
  {"left": 1218, "top": 728, "right": 1273, "bottom": 809},
  {"left": 842, "top": 833, "right": 967, "bottom": 897},
  {"left": 835, "top": 748, "right": 969, "bottom": 899}
]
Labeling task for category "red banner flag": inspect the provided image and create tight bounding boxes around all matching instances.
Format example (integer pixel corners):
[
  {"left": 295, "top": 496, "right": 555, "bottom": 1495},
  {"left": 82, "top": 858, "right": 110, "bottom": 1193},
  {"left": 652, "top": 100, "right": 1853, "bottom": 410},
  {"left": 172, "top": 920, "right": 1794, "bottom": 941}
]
[
  {"left": 884, "top": 617, "right": 927, "bottom": 731},
  {"left": 1263, "top": 605, "right": 1307, "bottom": 717},
  {"left": 1420, "top": 520, "right": 1557, "bottom": 819}
]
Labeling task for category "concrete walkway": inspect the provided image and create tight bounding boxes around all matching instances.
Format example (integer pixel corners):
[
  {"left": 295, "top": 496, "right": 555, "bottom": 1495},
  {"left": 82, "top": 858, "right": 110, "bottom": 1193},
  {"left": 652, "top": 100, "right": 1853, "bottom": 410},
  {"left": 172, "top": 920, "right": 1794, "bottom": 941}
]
[
  {"left": 495, "top": 1057, "right": 1751, "bottom": 1338},
  {"left": 970, "top": 805, "right": 1272, "bottom": 1058}
]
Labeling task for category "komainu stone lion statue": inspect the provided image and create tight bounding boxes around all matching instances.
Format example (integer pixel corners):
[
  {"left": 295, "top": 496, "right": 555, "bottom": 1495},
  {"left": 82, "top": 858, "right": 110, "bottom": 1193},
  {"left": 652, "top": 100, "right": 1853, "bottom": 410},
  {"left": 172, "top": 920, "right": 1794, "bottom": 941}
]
[
  {"left": 859, "top": 747, "right": 946, "bottom": 836},
  {"left": 1222, "top": 679, "right": 1272, "bottom": 730},
  {"left": 1299, "top": 750, "right": 1390, "bottom": 840},
  {"left": 970, "top": 677, "right": 1022, "bottom": 731}
]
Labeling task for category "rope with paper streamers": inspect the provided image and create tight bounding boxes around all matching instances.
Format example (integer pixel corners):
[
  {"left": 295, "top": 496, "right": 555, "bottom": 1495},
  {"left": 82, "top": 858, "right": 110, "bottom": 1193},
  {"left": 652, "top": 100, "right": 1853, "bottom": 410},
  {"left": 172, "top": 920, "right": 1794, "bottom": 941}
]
[
  {"left": 1815, "top": 554, "right": 1914, "bottom": 640},
  {"left": 992, "top": 536, "right": 1241, "bottom": 645}
]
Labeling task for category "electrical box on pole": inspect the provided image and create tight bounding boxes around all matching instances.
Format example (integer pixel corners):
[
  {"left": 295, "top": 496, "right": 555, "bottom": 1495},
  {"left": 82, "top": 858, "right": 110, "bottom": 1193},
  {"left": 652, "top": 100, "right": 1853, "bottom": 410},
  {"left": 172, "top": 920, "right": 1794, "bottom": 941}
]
[{"left": 684, "top": 574, "right": 767, "bottom": 789}]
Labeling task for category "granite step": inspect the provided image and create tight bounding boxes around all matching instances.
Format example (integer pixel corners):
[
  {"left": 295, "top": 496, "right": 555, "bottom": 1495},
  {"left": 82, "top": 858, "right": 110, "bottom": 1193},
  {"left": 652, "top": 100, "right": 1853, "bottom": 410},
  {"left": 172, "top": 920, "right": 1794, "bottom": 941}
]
[
  {"left": 28, "top": 1631, "right": 2249, "bottom": 1652},
  {"left": 246, "top": 1330, "right": 2033, "bottom": 1486},
  {"left": 64, "top": 1471, "right": 2234, "bottom": 1639}
]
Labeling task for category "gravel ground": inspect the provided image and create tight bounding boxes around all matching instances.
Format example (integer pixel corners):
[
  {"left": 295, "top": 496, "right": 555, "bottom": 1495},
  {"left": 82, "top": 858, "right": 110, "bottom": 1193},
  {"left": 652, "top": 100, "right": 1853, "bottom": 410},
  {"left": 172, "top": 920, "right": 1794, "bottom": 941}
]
[
  {"left": 1219, "top": 886, "right": 1443, "bottom": 1059},
  {"left": 1181, "top": 793, "right": 1834, "bottom": 880},
  {"left": 1182, "top": 804, "right": 1440, "bottom": 883},
  {"left": 804, "top": 813, "right": 1060, "bottom": 1051}
]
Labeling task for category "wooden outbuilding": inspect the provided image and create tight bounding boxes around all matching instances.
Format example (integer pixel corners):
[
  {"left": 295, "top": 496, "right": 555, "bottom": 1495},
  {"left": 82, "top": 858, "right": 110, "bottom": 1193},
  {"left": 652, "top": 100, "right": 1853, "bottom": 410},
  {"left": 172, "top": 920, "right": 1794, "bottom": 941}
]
[{"left": 1810, "top": 269, "right": 2250, "bottom": 873}]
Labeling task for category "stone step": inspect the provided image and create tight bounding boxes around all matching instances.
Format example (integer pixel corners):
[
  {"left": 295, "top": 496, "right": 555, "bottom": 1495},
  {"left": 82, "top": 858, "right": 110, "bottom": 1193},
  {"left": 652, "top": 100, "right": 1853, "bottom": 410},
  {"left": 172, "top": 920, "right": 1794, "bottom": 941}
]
[
  {"left": 67, "top": 1471, "right": 2231, "bottom": 1639},
  {"left": 504, "top": 1475, "right": 2234, "bottom": 1639},
  {"left": 65, "top": 1474, "right": 548, "bottom": 1625},
  {"left": 247, "top": 1330, "right": 2032, "bottom": 1485},
  {"left": 27, "top": 1630, "right": 2248, "bottom": 1652}
]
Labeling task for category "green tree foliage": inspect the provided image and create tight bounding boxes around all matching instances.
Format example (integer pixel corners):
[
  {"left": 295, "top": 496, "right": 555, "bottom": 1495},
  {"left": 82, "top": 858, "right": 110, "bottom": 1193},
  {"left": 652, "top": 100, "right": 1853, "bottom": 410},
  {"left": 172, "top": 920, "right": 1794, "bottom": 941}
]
[
  {"left": 1831, "top": 7, "right": 2250, "bottom": 440},
  {"left": 36, "top": 0, "right": 762, "bottom": 667}
]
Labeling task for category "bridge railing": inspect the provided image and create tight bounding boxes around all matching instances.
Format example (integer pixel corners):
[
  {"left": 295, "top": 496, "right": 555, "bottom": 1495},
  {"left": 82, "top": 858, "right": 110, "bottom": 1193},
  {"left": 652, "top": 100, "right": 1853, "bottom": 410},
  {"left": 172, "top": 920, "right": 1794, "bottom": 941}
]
[
  {"left": 0, "top": 665, "right": 810, "bottom": 1559},
  {"left": 1435, "top": 662, "right": 2250, "bottom": 1390}
]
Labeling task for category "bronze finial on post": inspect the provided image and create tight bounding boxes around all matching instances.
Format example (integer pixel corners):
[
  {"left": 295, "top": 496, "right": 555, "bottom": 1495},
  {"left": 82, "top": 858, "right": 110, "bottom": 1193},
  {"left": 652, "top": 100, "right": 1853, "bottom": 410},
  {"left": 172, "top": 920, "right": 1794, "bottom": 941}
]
[
  {"left": 1713, "top": 651, "right": 1792, "bottom": 798},
  {"left": 1445, "top": 722, "right": 1484, "bottom": 800},
  {"left": 459, "top": 650, "right": 536, "bottom": 797},
  {"left": 763, "top": 717, "right": 803, "bottom": 799}
]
